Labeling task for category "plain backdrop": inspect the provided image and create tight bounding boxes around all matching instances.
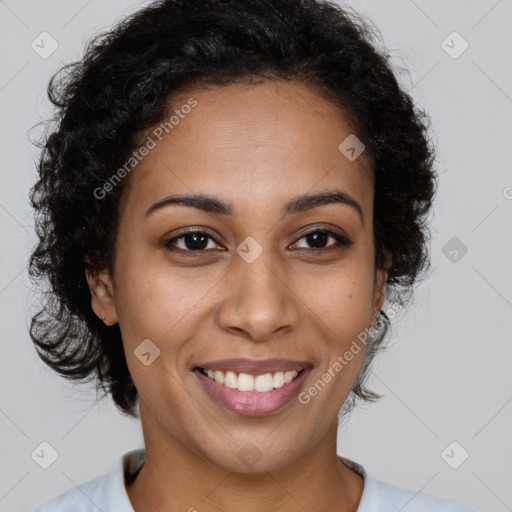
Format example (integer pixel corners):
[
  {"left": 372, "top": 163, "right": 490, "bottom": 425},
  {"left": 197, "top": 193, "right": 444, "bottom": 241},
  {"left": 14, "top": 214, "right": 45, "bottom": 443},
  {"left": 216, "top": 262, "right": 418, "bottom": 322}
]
[{"left": 0, "top": 1, "right": 511, "bottom": 511}]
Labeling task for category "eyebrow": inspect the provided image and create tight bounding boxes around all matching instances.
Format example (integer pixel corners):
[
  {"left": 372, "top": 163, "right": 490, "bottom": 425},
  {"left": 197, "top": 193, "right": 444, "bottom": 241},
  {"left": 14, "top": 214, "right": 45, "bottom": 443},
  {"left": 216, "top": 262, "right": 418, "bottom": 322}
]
[{"left": 144, "top": 189, "right": 364, "bottom": 224}]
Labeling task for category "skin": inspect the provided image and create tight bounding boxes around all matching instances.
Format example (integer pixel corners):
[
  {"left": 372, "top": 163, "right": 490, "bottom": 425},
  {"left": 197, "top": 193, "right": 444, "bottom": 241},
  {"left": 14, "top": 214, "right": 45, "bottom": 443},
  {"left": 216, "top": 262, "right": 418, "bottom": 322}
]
[{"left": 86, "top": 79, "right": 391, "bottom": 512}]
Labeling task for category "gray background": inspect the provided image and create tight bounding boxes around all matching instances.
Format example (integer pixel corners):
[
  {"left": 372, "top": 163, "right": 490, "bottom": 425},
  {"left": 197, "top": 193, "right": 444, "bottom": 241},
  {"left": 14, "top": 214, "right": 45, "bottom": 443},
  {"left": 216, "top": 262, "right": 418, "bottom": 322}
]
[{"left": 1, "top": 1, "right": 511, "bottom": 511}]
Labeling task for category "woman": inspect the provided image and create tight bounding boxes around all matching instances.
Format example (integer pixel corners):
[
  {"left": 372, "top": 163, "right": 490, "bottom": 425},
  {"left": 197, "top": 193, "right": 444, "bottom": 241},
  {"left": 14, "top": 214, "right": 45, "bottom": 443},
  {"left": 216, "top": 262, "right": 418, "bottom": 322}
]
[{"left": 28, "top": 0, "right": 476, "bottom": 510}]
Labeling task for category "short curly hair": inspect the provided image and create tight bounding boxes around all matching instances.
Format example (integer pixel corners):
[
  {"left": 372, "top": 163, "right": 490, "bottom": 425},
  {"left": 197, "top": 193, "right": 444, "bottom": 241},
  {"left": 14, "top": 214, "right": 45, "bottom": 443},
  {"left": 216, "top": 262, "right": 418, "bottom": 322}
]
[{"left": 28, "top": 0, "right": 437, "bottom": 418}]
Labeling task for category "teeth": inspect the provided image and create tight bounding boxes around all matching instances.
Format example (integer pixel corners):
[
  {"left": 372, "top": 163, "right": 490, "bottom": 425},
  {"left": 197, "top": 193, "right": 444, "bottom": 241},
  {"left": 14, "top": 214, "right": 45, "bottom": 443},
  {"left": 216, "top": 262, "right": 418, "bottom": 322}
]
[
  {"left": 201, "top": 369, "right": 299, "bottom": 392},
  {"left": 284, "top": 371, "right": 295, "bottom": 384},
  {"left": 237, "top": 373, "right": 254, "bottom": 391},
  {"left": 255, "top": 373, "right": 274, "bottom": 392},
  {"left": 224, "top": 371, "right": 238, "bottom": 389},
  {"left": 273, "top": 371, "right": 285, "bottom": 388}
]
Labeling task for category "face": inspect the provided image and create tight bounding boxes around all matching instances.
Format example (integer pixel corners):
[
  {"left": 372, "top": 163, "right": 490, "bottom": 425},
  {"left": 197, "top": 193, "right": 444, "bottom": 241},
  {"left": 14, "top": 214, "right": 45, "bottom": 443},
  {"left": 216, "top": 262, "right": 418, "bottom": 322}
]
[{"left": 87, "top": 80, "right": 388, "bottom": 473}]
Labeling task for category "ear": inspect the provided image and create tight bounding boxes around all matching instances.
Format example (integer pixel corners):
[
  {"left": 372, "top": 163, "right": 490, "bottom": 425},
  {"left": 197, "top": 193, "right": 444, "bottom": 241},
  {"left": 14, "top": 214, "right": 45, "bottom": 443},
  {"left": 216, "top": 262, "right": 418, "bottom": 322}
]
[
  {"left": 85, "top": 268, "right": 118, "bottom": 326},
  {"left": 371, "top": 250, "right": 392, "bottom": 323}
]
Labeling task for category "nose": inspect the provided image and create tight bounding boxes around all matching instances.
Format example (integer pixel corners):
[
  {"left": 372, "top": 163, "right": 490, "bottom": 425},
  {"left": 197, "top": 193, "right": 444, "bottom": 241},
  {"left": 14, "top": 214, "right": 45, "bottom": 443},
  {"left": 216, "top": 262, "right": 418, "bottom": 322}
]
[{"left": 216, "top": 251, "right": 301, "bottom": 342}]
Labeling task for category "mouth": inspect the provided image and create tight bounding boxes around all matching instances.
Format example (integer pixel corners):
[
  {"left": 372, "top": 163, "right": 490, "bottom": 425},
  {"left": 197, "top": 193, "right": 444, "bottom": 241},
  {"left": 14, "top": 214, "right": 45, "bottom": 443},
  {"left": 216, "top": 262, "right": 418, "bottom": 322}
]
[
  {"left": 196, "top": 367, "right": 304, "bottom": 392},
  {"left": 192, "top": 358, "right": 312, "bottom": 416}
]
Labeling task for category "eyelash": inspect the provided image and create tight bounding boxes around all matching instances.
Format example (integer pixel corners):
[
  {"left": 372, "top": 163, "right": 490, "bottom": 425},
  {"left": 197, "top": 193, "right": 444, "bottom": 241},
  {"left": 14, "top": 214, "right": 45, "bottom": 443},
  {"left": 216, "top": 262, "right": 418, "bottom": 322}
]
[{"left": 163, "top": 228, "right": 353, "bottom": 255}]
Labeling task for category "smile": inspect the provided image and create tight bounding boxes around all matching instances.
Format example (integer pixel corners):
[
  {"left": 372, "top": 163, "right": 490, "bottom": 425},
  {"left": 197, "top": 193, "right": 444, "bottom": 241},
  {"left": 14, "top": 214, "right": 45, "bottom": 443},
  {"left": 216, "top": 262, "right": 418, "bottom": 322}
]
[
  {"left": 193, "top": 365, "right": 311, "bottom": 416},
  {"left": 198, "top": 368, "right": 300, "bottom": 392}
]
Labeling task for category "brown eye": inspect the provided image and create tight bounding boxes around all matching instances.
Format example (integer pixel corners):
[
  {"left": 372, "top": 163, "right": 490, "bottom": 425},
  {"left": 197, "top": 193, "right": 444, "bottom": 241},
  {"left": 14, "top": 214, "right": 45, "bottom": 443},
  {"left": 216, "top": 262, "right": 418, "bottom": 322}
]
[
  {"left": 164, "top": 230, "right": 222, "bottom": 252},
  {"left": 164, "top": 228, "right": 353, "bottom": 255},
  {"left": 291, "top": 229, "right": 353, "bottom": 251}
]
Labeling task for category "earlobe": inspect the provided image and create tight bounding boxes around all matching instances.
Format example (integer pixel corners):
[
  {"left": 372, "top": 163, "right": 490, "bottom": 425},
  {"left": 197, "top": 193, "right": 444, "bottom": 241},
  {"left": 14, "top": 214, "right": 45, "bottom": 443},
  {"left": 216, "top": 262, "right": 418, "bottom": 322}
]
[
  {"left": 373, "top": 269, "right": 387, "bottom": 316},
  {"left": 85, "top": 268, "right": 118, "bottom": 326},
  {"left": 372, "top": 251, "right": 392, "bottom": 321}
]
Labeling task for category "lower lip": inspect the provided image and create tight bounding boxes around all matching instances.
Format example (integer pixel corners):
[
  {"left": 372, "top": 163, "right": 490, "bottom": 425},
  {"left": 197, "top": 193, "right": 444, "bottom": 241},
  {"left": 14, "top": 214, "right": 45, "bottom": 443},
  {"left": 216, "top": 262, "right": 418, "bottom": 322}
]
[{"left": 194, "top": 368, "right": 311, "bottom": 416}]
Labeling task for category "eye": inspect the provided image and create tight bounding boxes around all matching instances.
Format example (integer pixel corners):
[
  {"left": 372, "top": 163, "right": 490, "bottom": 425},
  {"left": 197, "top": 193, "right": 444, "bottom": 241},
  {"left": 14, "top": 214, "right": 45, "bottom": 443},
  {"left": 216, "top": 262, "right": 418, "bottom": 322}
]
[
  {"left": 290, "top": 228, "right": 353, "bottom": 252},
  {"left": 163, "top": 229, "right": 223, "bottom": 253},
  {"left": 163, "top": 228, "right": 353, "bottom": 255}
]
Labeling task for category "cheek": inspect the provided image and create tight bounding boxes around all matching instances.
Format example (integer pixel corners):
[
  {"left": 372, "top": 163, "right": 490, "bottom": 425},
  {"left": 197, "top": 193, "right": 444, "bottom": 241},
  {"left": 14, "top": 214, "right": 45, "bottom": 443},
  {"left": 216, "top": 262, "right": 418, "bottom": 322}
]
[
  {"left": 294, "top": 261, "right": 375, "bottom": 389},
  {"left": 113, "top": 247, "right": 206, "bottom": 342},
  {"left": 112, "top": 253, "right": 225, "bottom": 402},
  {"left": 114, "top": 263, "right": 193, "bottom": 412},
  {"left": 296, "top": 262, "right": 375, "bottom": 331},
  {"left": 299, "top": 277, "right": 374, "bottom": 405}
]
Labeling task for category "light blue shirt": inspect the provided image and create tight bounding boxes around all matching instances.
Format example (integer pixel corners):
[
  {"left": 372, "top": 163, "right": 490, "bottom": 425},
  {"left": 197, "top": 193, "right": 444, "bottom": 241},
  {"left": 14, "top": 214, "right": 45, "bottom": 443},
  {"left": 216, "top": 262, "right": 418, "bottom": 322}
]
[{"left": 32, "top": 449, "right": 476, "bottom": 511}]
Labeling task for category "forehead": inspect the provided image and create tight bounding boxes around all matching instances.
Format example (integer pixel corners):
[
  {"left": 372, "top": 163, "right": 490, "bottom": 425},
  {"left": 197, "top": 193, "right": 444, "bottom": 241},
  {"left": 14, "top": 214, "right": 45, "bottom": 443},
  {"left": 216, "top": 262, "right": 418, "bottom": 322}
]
[{"left": 121, "top": 80, "right": 373, "bottom": 219}]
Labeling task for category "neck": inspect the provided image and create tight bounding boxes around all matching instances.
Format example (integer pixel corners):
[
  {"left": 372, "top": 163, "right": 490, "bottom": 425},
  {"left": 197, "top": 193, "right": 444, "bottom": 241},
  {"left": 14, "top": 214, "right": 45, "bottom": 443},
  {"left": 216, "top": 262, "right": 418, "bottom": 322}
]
[{"left": 126, "top": 407, "right": 364, "bottom": 512}]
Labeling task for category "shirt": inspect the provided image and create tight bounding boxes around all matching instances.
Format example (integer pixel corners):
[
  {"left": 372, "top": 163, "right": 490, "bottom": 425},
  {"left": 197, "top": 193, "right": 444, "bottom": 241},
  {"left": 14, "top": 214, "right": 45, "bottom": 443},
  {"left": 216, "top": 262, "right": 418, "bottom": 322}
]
[{"left": 32, "top": 448, "right": 477, "bottom": 512}]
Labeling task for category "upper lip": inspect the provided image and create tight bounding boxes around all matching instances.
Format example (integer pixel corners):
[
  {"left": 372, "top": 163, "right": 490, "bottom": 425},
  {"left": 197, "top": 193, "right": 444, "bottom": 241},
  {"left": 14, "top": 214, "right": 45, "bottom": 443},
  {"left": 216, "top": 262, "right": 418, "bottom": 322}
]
[{"left": 194, "top": 358, "right": 312, "bottom": 375}]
